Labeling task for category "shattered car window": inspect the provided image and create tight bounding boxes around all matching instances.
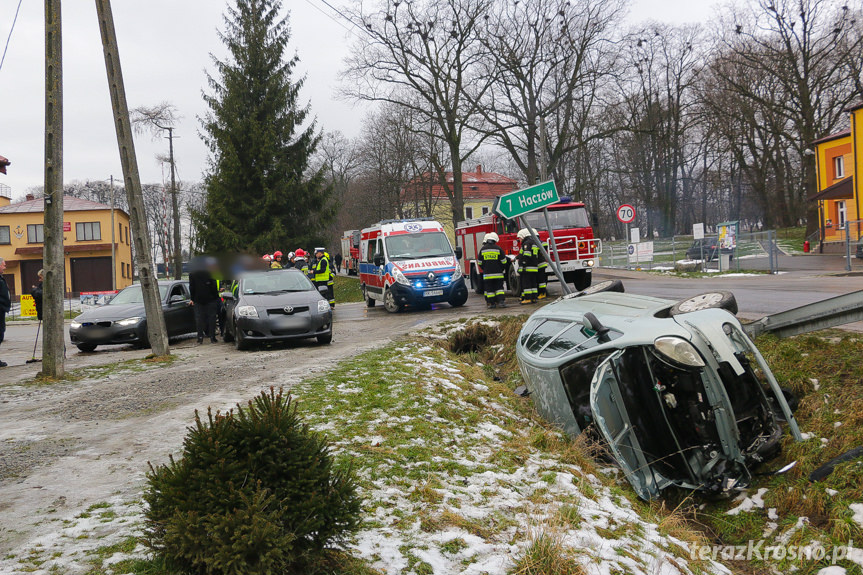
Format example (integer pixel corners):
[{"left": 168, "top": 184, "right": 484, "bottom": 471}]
[{"left": 525, "top": 319, "right": 571, "bottom": 354}]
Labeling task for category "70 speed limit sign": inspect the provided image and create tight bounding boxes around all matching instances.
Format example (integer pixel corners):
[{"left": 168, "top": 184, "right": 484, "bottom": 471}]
[{"left": 616, "top": 204, "right": 636, "bottom": 224}]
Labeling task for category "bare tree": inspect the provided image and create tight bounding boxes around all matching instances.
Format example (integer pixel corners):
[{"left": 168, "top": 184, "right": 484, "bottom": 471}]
[
  {"left": 343, "top": 0, "right": 493, "bottom": 230},
  {"left": 132, "top": 102, "right": 183, "bottom": 277}
]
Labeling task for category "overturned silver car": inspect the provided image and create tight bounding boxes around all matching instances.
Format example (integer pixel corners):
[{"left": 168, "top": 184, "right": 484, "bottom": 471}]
[{"left": 515, "top": 281, "right": 802, "bottom": 500}]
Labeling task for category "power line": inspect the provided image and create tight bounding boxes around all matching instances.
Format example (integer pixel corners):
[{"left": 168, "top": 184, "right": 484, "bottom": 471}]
[
  {"left": 316, "top": 0, "right": 372, "bottom": 37},
  {"left": 301, "top": 0, "right": 354, "bottom": 35},
  {"left": 0, "top": 0, "right": 24, "bottom": 74}
]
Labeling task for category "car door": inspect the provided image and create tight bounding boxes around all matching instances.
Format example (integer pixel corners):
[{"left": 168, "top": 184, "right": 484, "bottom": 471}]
[
  {"left": 589, "top": 350, "right": 659, "bottom": 500},
  {"left": 163, "top": 283, "right": 191, "bottom": 336}
]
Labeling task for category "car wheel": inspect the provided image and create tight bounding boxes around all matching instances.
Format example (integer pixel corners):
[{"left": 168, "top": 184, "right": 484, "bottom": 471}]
[
  {"left": 364, "top": 286, "right": 376, "bottom": 308},
  {"left": 317, "top": 331, "right": 333, "bottom": 344},
  {"left": 573, "top": 269, "right": 591, "bottom": 291},
  {"left": 222, "top": 324, "right": 234, "bottom": 343},
  {"left": 470, "top": 266, "right": 483, "bottom": 295},
  {"left": 576, "top": 279, "right": 624, "bottom": 297},
  {"left": 670, "top": 291, "right": 738, "bottom": 316},
  {"left": 76, "top": 343, "right": 97, "bottom": 353},
  {"left": 235, "top": 329, "right": 250, "bottom": 351},
  {"left": 383, "top": 289, "right": 402, "bottom": 313},
  {"left": 449, "top": 289, "right": 468, "bottom": 308}
]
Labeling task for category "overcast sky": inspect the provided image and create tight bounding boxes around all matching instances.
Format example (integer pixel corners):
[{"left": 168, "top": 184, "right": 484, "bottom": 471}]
[{"left": 0, "top": 0, "right": 722, "bottom": 200}]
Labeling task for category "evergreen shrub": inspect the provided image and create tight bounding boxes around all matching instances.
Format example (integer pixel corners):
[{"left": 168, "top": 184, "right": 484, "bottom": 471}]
[{"left": 143, "top": 388, "right": 361, "bottom": 574}]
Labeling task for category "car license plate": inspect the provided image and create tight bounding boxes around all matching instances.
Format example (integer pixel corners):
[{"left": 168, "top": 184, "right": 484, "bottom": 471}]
[{"left": 424, "top": 289, "right": 444, "bottom": 297}]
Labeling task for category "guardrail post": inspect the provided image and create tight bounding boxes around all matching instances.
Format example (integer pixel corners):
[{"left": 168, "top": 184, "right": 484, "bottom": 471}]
[
  {"left": 767, "top": 230, "right": 774, "bottom": 274},
  {"left": 846, "top": 221, "right": 852, "bottom": 271}
]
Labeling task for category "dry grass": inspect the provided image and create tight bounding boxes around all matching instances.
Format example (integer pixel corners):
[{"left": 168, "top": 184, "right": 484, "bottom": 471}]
[{"left": 510, "top": 530, "right": 586, "bottom": 575}]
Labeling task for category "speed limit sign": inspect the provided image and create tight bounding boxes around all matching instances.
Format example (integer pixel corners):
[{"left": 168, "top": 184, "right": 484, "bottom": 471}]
[{"left": 616, "top": 204, "right": 636, "bottom": 224}]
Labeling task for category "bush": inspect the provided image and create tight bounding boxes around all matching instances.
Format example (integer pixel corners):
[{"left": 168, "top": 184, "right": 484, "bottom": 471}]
[{"left": 143, "top": 388, "right": 361, "bottom": 575}]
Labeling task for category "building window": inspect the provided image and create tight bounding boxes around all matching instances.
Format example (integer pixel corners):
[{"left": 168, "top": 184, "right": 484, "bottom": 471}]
[
  {"left": 27, "top": 224, "right": 44, "bottom": 244},
  {"left": 838, "top": 201, "right": 847, "bottom": 228},
  {"left": 126, "top": 226, "right": 130, "bottom": 244},
  {"left": 835, "top": 156, "right": 845, "bottom": 179},
  {"left": 481, "top": 206, "right": 490, "bottom": 216},
  {"left": 76, "top": 222, "right": 102, "bottom": 241},
  {"left": 119, "top": 223, "right": 123, "bottom": 243},
  {"left": 0, "top": 226, "right": 9, "bottom": 245},
  {"left": 465, "top": 206, "right": 474, "bottom": 220}
]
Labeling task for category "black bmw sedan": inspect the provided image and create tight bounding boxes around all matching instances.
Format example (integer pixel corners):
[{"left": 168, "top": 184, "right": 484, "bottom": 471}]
[
  {"left": 222, "top": 269, "right": 333, "bottom": 350},
  {"left": 69, "top": 280, "right": 196, "bottom": 352}
]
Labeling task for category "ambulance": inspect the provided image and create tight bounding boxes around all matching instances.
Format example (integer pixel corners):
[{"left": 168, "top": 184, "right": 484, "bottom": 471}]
[{"left": 359, "top": 218, "right": 468, "bottom": 313}]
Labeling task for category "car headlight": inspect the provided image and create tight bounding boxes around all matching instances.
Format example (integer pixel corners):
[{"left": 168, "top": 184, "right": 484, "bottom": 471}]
[
  {"left": 451, "top": 266, "right": 462, "bottom": 280},
  {"left": 654, "top": 336, "right": 705, "bottom": 367},
  {"left": 70, "top": 321, "right": 81, "bottom": 329},
  {"left": 237, "top": 305, "right": 259, "bottom": 318},
  {"left": 317, "top": 300, "right": 330, "bottom": 313},
  {"left": 115, "top": 316, "right": 143, "bottom": 327},
  {"left": 392, "top": 269, "right": 410, "bottom": 286}
]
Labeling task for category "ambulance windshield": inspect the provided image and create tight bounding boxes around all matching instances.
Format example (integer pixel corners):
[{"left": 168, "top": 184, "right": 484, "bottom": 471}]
[
  {"left": 385, "top": 232, "right": 453, "bottom": 260},
  {"left": 521, "top": 206, "right": 590, "bottom": 231}
]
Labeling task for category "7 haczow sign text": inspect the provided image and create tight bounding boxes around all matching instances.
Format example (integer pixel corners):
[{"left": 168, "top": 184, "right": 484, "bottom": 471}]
[{"left": 493, "top": 180, "right": 559, "bottom": 219}]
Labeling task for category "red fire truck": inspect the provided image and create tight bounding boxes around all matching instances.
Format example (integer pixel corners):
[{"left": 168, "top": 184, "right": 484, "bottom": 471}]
[
  {"left": 455, "top": 198, "right": 600, "bottom": 295},
  {"left": 340, "top": 229, "right": 361, "bottom": 275}
]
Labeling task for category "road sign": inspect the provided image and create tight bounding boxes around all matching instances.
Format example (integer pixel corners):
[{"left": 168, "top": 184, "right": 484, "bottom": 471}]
[
  {"left": 493, "top": 180, "right": 559, "bottom": 219},
  {"left": 693, "top": 223, "right": 704, "bottom": 240},
  {"left": 628, "top": 241, "right": 654, "bottom": 263},
  {"left": 630, "top": 227, "right": 640, "bottom": 243},
  {"left": 616, "top": 204, "right": 636, "bottom": 224}
]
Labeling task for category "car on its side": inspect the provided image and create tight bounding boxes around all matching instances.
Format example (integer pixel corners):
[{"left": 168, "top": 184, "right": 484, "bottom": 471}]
[
  {"left": 685, "top": 237, "right": 734, "bottom": 262},
  {"left": 221, "top": 269, "right": 333, "bottom": 350},
  {"left": 69, "top": 280, "right": 195, "bottom": 352},
  {"left": 515, "top": 280, "right": 801, "bottom": 500}
]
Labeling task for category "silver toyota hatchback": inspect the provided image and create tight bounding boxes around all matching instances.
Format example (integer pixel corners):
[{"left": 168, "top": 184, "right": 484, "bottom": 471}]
[{"left": 515, "top": 283, "right": 801, "bottom": 500}]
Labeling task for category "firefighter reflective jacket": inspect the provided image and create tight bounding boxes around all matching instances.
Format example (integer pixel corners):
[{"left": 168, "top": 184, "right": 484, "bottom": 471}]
[
  {"left": 518, "top": 237, "right": 539, "bottom": 272},
  {"left": 538, "top": 240, "right": 549, "bottom": 270},
  {"left": 478, "top": 241, "right": 507, "bottom": 279}
]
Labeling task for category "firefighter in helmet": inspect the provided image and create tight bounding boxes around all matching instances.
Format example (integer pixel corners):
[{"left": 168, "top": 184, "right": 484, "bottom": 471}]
[
  {"left": 517, "top": 228, "right": 539, "bottom": 304},
  {"left": 293, "top": 249, "right": 309, "bottom": 274},
  {"left": 313, "top": 247, "right": 335, "bottom": 309},
  {"left": 271, "top": 251, "right": 284, "bottom": 269},
  {"left": 537, "top": 239, "right": 549, "bottom": 299},
  {"left": 478, "top": 232, "right": 507, "bottom": 308}
]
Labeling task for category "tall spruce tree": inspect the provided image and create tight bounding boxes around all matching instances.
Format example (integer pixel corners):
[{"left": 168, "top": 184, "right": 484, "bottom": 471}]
[{"left": 199, "top": 0, "right": 333, "bottom": 254}]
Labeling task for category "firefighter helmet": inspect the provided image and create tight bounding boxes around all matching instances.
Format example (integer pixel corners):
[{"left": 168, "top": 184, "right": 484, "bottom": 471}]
[
  {"left": 484, "top": 232, "right": 499, "bottom": 243},
  {"left": 517, "top": 228, "right": 531, "bottom": 240},
  {"left": 273, "top": 250, "right": 283, "bottom": 258},
  {"left": 295, "top": 249, "right": 306, "bottom": 258}
]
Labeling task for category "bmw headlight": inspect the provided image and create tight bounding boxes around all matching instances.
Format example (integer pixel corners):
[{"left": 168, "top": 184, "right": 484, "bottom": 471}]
[
  {"left": 317, "top": 300, "right": 330, "bottom": 313},
  {"left": 70, "top": 321, "right": 81, "bottom": 329},
  {"left": 237, "top": 305, "right": 259, "bottom": 318},
  {"left": 392, "top": 268, "right": 411, "bottom": 286},
  {"left": 654, "top": 336, "right": 705, "bottom": 367},
  {"left": 115, "top": 316, "right": 143, "bottom": 327},
  {"left": 451, "top": 266, "right": 462, "bottom": 280}
]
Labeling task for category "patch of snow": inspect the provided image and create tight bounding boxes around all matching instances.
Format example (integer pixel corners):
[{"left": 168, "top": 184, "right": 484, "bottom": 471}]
[
  {"left": 810, "top": 378, "right": 820, "bottom": 390},
  {"left": 726, "top": 488, "right": 768, "bottom": 516},
  {"left": 835, "top": 421, "right": 843, "bottom": 428},
  {"left": 800, "top": 432, "right": 815, "bottom": 440},
  {"left": 826, "top": 488, "right": 839, "bottom": 496},
  {"left": 768, "top": 508, "right": 779, "bottom": 520},
  {"left": 816, "top": 568, "right": 846, "bottom": 575},
  {"left": 850, "top": 503, "right": 863, "bottom": 528},
  {"left": 776, "top": 516, "right": 808, "bottom": 544}
]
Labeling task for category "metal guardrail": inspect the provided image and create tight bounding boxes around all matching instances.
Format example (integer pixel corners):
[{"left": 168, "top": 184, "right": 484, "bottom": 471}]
[{"left": 744, "top": 290, "right": 863, "bottom": 339}]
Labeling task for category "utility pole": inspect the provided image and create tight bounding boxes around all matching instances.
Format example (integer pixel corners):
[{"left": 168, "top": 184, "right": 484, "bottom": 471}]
[
  {"left": 42, "top": 0, "right": 65, "bottom": 378},
  {"left": 95, "top": 0, "right": 169, "bottom": 356},
  {"left": 166, "top": 127, "right": 181, "bottom": 280},
  {"left": 109, "top": 174, "right": 115, "bottom": 290}
]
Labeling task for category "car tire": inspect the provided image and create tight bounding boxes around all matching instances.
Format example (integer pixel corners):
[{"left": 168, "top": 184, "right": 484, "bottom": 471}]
[
  {"left": 573, "top": 269, "right": 591, "bottom": 291},
  {"left": 576, "top": 279, "right": 624, "bottom": 297},
  {"left": 76, "top": 343, "right": 97, "bottom": 353},
  {"left": 470, "top": 266, "right": 483, "bottom": 295},
  {"left": 222, "top": 325, "right": 235, "bottom": 343},
  {"left": 449, "top": 289, "right": 468, "bottom": 308},
  {"left": 670, "top": 291, "right": 738, "bottom": 316},
  {"left": 364, "top": 286, "right": 376, "bottom": 308},
  {"left": 317, "top": 331, "right": 333, "bottom": 344},
  {"left": 235, "top": 329, "right": 250, "bottom": 351},
  {"left": 383, "top": 288, "right": 402, "bottom": 313}
]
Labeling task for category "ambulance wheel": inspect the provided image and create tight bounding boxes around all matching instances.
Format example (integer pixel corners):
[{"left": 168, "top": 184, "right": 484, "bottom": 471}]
[
  {"left": 470, "top": 267, "right": 483, "bottom": 295},
  {"left": 670, "top": 291, "right": 738, "bottom": 316},
  {"left": 450, "top": 290, "right": 468, "bottom": 308},
  {"left": 363, "top": 286, "right": 376, "bottom": 307},
  {"left": 576, "top": 279, "right": 624, "bottom": 297},
  {"left": 383, "top": 289, "right": 402, "bottom": 313}
]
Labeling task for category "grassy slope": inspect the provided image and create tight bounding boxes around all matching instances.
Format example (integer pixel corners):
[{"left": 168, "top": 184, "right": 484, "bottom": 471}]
[{"left": 335, "top": 275, "right": 364, "bottom": 304}]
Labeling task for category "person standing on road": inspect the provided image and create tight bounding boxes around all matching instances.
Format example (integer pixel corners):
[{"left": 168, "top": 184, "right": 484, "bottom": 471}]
[
  {"left": 334, "top": 252, "right": 342, "bottom": 274},
  {"left": 293, "top": 249, "right": 309, "bottom": 275},
  {"left": 283, "top": 252, "right": 295, "bottom": 269},
  {"left": 0, "top": 258, "right": 10, "bottom": 367},
  {"left": 189, "top": 258, "right": 220, "bottom": 344},
  {"left": 517, "top": 229, "right": 539, "bottom": 305},
  {"left": 537, "top": 239, "right": 549, "bottom": 300},
  {"left": 31, "top": 270, "right": 44, "bottom": 321},
  {"left": 313, "top": 247, "right": 335, "bottom": 309},
  {"left": 478, "top": 233, "right": 508, "bottom": 309}
]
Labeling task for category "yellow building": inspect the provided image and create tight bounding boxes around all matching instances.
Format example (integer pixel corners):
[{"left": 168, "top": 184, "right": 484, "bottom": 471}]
[
  {"left": 0, "top": 193, "right": 133, "bottom": 298},
  {"left": 811, "top": 102, "right": 863, "bottom": 246}
]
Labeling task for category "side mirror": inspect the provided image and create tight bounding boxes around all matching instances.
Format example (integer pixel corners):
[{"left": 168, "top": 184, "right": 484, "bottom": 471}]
[
  {"left": 220, "top": 291, "right": 234, "bottom": 300},
  {"left": 169, "top": 295, "right": 186, "bottom": 304},
  {"left": 454, "top": 246, "right": 463, "bottom": 260},
  {"left": 582, "top": 312, "right": 611, "bottom": 341},
  {"left": 373, "top": 253, "right": 384, "bottom": 267}
]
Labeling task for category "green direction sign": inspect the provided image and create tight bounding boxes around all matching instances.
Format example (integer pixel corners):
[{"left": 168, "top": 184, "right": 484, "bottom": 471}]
[{"left": 493, "top": 180, "right": 559, "bottom": 219}]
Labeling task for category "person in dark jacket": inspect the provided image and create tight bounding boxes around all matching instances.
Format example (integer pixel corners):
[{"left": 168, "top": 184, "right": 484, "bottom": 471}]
[
  {"left": 0, "top": 258, "right": 10, "bottom": 367},
  {"left": 31, "top": 269, "right": 44, "bottom": 321},
  {"left": 334, "top": 252, "right": 343, "bottom": 274},
  {"left": 189, "top": 258, "right": 220, "bottom": 344},
  {"left": 478, "top": 233, "right": 508, "bottom": 309},
  {"left": 517, "top": 229, "right": 539, "bottom": 305}
]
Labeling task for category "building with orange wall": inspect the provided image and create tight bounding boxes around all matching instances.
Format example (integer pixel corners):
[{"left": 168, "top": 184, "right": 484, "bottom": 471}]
[
  {"left": 0, "top": 193, "right": 133, "bottom": 299},
  {"left": 810, "top": 102, "right": 863, "bottom": 247}
]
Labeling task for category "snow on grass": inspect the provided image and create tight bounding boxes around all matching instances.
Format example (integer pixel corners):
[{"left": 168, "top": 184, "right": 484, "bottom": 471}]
[
  {"left": 726, "top": 487, "right": 769, "bottom": 516},
  {"left": 850, "top": 503, "right": 863, "bottom": 528},
  {"left": 294, "top": 338, "right": 731, "bottom": 575}
]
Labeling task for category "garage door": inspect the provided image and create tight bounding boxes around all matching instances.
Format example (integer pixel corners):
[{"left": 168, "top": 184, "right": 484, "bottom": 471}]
[
  {"left": 70, "top": 257, "right": 112, "bottom": 294},
  {"left": 20, "top": 260, "right": 44, "bottom": 297}
]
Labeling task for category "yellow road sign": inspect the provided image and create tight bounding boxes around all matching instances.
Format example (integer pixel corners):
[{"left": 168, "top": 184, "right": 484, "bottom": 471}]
[{"left": 20, "top": 294, "right": 37, "bottom": 318}]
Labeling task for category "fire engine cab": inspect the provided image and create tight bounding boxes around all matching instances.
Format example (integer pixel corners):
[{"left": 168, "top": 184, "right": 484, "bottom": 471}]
[
  {"left": 340, "top": 229, "right": 361, "bottom": 275},
  {"left": 359, "top": 218, "right": 468, "bottom": 313},
  {"left": 455, "top": 198, "right": 600, "bottom": 295}
]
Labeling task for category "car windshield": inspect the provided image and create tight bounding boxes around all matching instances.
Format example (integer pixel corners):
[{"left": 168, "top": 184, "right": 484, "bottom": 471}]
[
  {"left": 241, "top": 271, "right": 314, "bottom": 294},
  {"left": 385, "top": 232, "right": 453, "bottom": 260},
  {"left": 521, "top": 206, "right": 590, "bottom": 231},
  {"left": 109, "top": 285, "right": 169, "bottom": 305}
]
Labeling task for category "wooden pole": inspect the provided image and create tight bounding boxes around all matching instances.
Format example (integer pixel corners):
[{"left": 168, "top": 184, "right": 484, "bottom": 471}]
[
  {"left": 41, "top": 0, "right": 65, "bottom": 377},
  {"left": 168, "top": 127, "right": 181, "bottom": 280},
  {"left": 94, "top": 0, "right": 169, "bottom": 356}
]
